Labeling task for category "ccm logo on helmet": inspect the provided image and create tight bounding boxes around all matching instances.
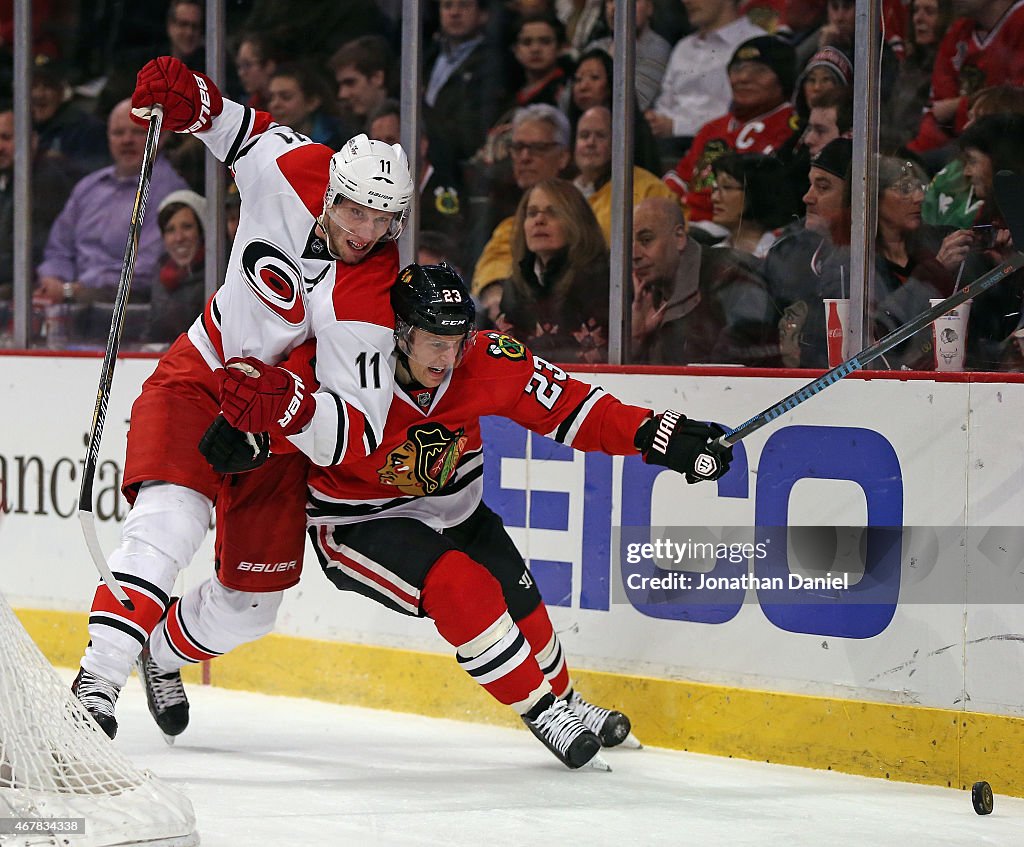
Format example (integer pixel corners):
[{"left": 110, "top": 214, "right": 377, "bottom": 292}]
[
  {"left": 237, "top": 560, "right": 299, "bottom": 573},
  {"left": 186, "top": 74, "right": 211, "bottom": 133}
]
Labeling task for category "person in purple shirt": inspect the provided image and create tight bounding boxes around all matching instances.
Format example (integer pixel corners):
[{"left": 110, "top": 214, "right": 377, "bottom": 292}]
[{"left": 35, "top": 98, "right": 187, "bottom": 312}]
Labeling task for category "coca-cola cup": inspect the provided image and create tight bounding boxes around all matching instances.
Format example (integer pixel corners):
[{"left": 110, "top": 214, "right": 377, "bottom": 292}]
[
  {"left": 823, "top": 298, "right": 852, "bottom": 367},
  {"left": 931, "top": 298, "right": 971, "bottom": 371}
]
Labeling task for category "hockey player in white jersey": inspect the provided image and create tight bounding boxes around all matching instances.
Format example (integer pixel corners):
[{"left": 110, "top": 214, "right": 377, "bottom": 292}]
[{"left": 71, "top": 55, "right": 414, "bottom": 740}]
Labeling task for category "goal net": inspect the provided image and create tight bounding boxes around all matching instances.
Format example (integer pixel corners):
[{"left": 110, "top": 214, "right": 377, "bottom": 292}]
[{"left": 0, "top": 592, "right": 198, "bottom": 847}]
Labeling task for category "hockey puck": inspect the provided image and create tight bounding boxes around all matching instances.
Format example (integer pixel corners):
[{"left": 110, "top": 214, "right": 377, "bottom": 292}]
[{"left": 972, "top": 781, "right": 993, "bottom": 815}]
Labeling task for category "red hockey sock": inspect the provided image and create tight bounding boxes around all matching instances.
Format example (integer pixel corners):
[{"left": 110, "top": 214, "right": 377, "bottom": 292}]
[
  {"left": 516, "top": 603, "right": 571, "bottom": 698},
  {"left": 422, "top": 551, "right": 548, "bottom": 711}
]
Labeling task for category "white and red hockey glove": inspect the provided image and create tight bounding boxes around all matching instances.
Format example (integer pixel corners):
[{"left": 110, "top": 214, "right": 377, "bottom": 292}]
[
  {"left": 219, "top": 357, "right": 314, "bottom": 437},
  {"left": 130, "top": 56, "right": 223, "bottom": 133},
  {"left": 635, "top": 411, "right": 732, "bottom": 484}
]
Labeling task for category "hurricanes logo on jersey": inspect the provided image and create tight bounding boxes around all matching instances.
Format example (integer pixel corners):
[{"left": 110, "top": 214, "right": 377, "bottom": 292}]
[
  {"left": 240, "top": 239, "right": 306, "bottom": 326},
  {"left": 485, "top": 333, "right": 527, "bottom": 361},
  {"left": 377, "top": 422, "right": 468, "bottom": 496}
]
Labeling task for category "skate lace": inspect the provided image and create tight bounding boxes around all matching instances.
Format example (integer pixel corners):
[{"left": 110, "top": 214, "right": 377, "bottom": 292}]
[
  {"left": 72, "top": 671, "right": 119, "bottom": 718},
  {"left": 141, "top": 656, "right": 186, "bottom": 710},
  {"left": 569, "top": 691, "right": 612, "bottom": 735},
  {"left": 533, "top": 698, "right": 587, "bottom": 756}
]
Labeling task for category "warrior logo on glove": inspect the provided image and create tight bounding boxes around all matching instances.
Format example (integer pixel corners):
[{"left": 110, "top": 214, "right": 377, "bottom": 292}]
[{"left": 635, "top": 410, "right": 732, "bottom": 484}]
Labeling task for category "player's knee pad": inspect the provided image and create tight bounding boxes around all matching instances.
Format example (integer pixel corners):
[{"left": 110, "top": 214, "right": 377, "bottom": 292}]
[
  {"left": 421, "top": 551, "right": 508, "bottom": 648},
  {"left": 119, "top": 482, "right": 212, "bottom": 573}
]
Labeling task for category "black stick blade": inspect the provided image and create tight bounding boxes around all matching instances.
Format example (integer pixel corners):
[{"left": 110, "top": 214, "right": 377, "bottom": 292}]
[{"left": 994, "top": 170, "right": 1024, "bottom": 247}]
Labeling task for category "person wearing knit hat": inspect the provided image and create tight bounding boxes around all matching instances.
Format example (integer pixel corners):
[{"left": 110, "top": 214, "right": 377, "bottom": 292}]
[
  {"left": 794, "top": 45, "right": 853, "bottom": 119},
  {"left": 665, "top": 36, "right": 797, "bottom": 231},
  {"left": 727, "top": 35, "right": 799, "bottom": 101},
  {"left": 150, "top": 189, "right": 208, "bottom": 344}
]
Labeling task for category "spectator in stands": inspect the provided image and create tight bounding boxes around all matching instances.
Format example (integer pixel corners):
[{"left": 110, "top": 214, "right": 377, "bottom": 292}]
[
  {"left": 418, "top": 230, "right": 465, "bottom": 275},
  {"left": 240, "top": 0, "right": 389, "bottom": 68},
  {"left": 572, "top": 105, "right": 681, "bottom": 244},
  {"left": 367, "top": 100, "right": 466, "bottom": 252},
  {"left": 35, "top": 99, "right": 188, "bottom": 311},
  {"left": 557, "top": 0, "right": 606, "bottom": 55},
  {"left": 645, "top": 0, "right": 765, "bottom": 157},
  {"left": 586, "top": 0, "right": 671, "bottom": 111},
  {"left": 665, "top": 35, "right": 797, "bottom": 237},
  {"left": 0, "top": 102, "right": 78, "bottom": 305},
  {"left": 710, "top": 153, "right": 796, "bottom": 257},
  {"left": 234, "top": 32, "right": 280, "bottom": 112},
  {"left": 880, "top": 0, "right": 954, "bottom": 151},
  {"left": 764, "top": 137, "right": 852, "bottom": 367},
  {"left": 472, "top": 104, "right": 572, "bottom": 302},
  {"left": 424, "top": 0, "right": 510, "bottom": 169},
  {"left": 511, "top": 13, "right": 570, "bottom": 108},
  {"left": 953, "top": 112, "right": 1024, "bottom": 368},
  {"left": 817, "top": 0, "right": 855, "bottom": 52},
  {"left": 566, "top": 48, "right": 662, "bottom": 174},
  {"left": 98, "top": 0, "right": 206, "bottom": 118},
  {"left": 149, "top": 190, "right": 207, "bottom": 346},
  {"left": 630, "top": 196, "right": 778, "bottom": 365},
  {"left": 778, "top": 69, "right": 851, "bottom": 218},
  {"left": 30, "top": 63, "right": 108, "bottom": 175},
  {"left": 860, "top": 156, "right": 979, "bottom": 369},
  {"left": 908, "top": 0, "right": 1024, "bottom": 156},
  {"left": 802, "top": 86, "right": 854, "bottom": 156},
  {"left": 777, "top": 0, "right": 828, "bottom": 68},
  {"left": 793, "top": 46, "right": 852, "bottom": 127},
  {"left": 923, "top": 85, "right": 1024, "bottom": 228},
  {"left": 497, "top": 177, "right": 610, "bottom": 362},
  {"left": 267, "top": 62, "right": 347, "bottom": 150},
  {"left": 329, "top": 35, "right": 395, "bottom": 130}
]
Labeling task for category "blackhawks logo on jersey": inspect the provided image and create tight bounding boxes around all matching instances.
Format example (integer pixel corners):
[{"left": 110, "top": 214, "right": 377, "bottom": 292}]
[
  {"left": 377, "top": 422, "right": 468, "bottom": 496},
  {"left": 485, "top": 332, "right": 527, "bottom": 361}
]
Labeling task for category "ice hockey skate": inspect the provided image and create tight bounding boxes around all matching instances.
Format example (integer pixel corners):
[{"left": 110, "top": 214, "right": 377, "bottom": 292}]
[
  {"left": 523, "top": 693, "right": 610, "bottom": 770},
  {"left": 136, "top": 645, "right": 190, "bottom": 744},
  {"left": 567, "top": 689, "right": 642, "bottom": 749},
  {"left": 70, "top": 667, "right": 120, "bottom": 739}
]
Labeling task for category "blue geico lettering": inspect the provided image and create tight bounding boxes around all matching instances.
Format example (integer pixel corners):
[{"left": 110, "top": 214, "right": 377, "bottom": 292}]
[{"left": 482, "top": 418, "right": 902, "bottom": 639}]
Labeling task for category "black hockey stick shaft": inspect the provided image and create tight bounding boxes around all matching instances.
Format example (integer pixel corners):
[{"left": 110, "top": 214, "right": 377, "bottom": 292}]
[
  {"left": 77, "top": 105, "right": 164, "bottom": 611},
  {"left": 719, "top": 170, "right": 1024, "bottom": 448}
]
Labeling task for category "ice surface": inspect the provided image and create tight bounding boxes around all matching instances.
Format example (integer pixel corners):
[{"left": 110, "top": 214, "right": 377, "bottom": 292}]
[{"left": 100, "top": 675, "right": 1023, "bottom": 847}]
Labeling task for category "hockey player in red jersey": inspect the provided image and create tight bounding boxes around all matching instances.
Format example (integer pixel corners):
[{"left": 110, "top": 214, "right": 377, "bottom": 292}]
[
  {"left": 71, "top": 56, "right": 414, "bottom": 741},
  {"left": 288, "top": 263, "right": 731, "bottom": 769}
]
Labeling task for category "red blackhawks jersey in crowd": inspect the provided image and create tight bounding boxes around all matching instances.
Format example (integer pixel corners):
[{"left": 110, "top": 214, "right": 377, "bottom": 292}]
[
  {"left": 306, "top": 332, "right": 652, "bottom": 530},
  {"left": 186, "top": 98, "right": 398, "bottom": 467},
  {"left": 909, "top": 0, "right": 1024, "bottom": 152},
  {"left": 664, "top": 102, "right": 796, "bottom": 221}
]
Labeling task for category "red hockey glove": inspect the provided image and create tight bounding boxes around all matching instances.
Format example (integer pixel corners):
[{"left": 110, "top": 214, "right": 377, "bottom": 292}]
[
  {"left": 130, "top": 56, "right": 223, "bottom": 133},
  {"left": 219, "top": 358, "right": 315, "bottom": 437},
  {"left": 635, "top": 411, "right": 732, "bottom": 484}
]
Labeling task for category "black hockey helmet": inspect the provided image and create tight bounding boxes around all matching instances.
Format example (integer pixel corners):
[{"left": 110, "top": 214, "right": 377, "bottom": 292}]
[{"left": 391, "top": 262, "right": 476, "bottom": 336}]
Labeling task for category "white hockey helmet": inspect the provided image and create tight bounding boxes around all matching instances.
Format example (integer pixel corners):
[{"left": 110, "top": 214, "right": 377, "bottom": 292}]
[{"left": 321, "top": 133, "right": 414, "bottom": 242}]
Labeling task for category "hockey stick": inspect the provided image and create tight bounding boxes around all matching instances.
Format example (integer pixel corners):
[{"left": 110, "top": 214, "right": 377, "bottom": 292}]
[
  {"left": 719, "top": 170, "right": 1024, "bottom": 448},
  {"left": 77, "top": 105, "right": 164, "bottom": 611}
]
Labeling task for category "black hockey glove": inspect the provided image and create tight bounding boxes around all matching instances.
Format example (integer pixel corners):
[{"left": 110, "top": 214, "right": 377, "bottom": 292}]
[
  {"left": 198, "top": 415, "right": 270, "bottom": 475},
  {"left": 634, "top": 411, "right": 732, "bottom": 484}
]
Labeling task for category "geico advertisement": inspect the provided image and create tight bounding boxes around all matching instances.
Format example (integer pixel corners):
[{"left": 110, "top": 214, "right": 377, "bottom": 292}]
[{"left": 2, "top": 356, "right": 1024, "bottom": 715}]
